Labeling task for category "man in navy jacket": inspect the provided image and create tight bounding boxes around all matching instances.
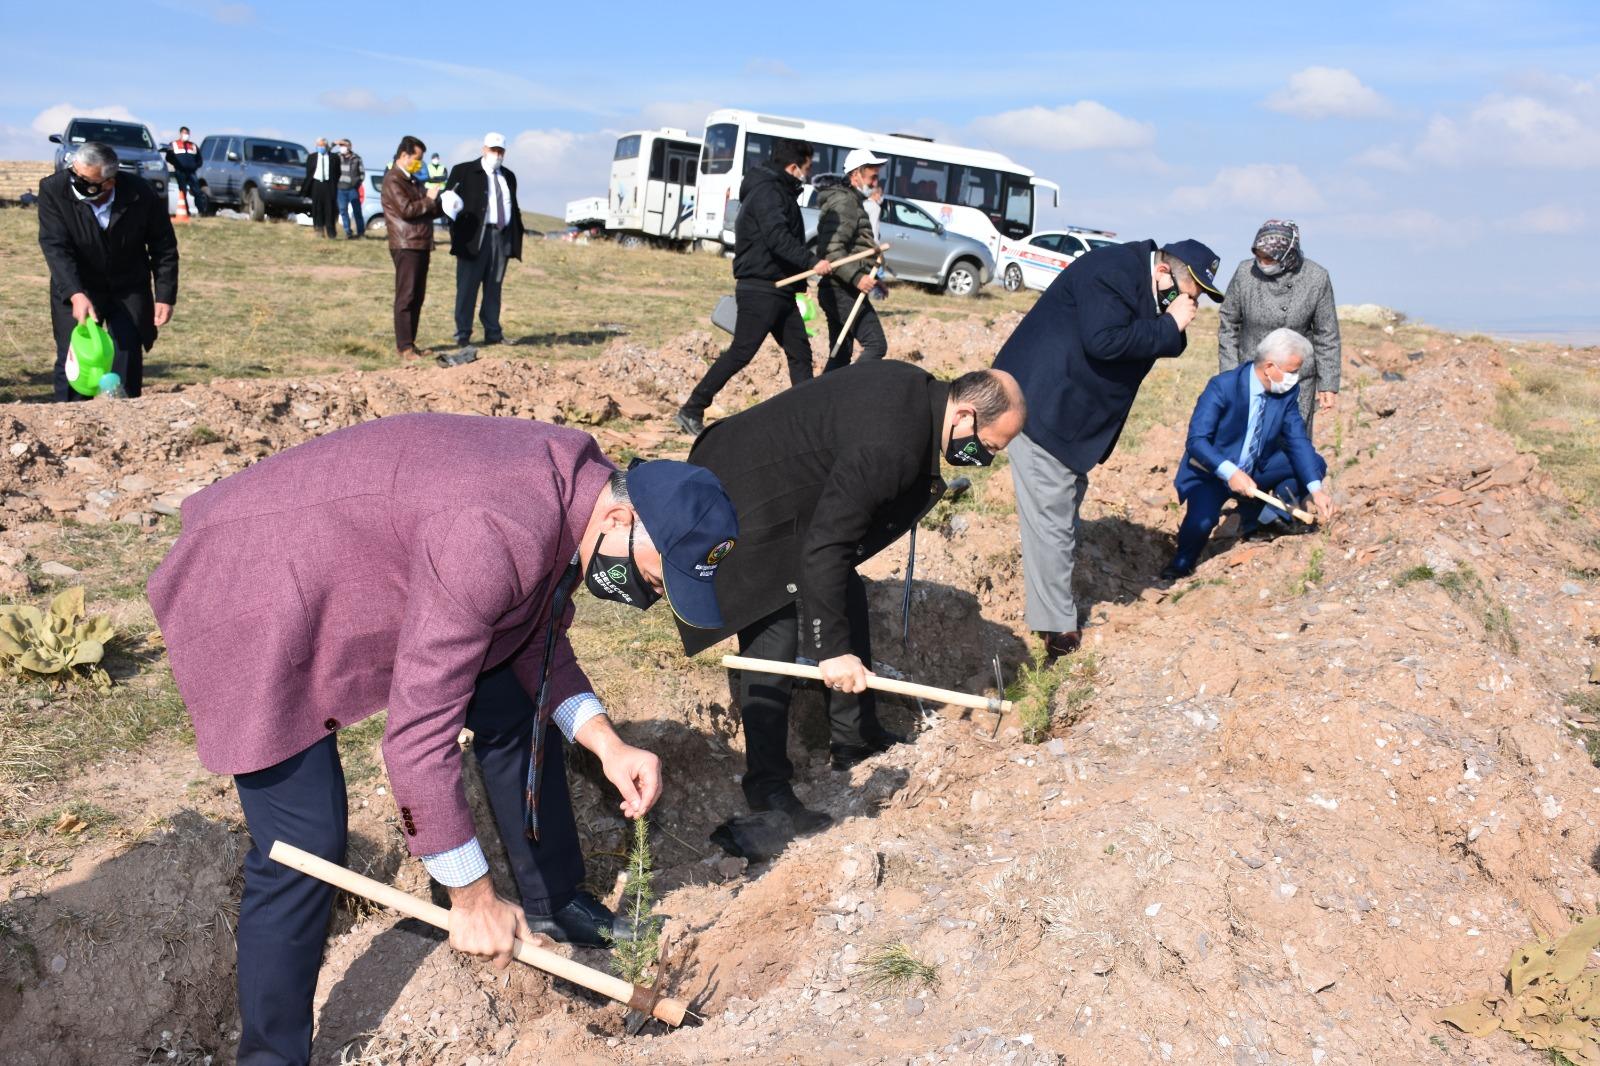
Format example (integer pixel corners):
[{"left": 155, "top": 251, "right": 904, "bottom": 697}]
[
  {"left": 1163, "top": 327, "right": 1335, "bottom": 578},
  {"left": 993, "top": 238, "right": 1222, "bottom": 661}
]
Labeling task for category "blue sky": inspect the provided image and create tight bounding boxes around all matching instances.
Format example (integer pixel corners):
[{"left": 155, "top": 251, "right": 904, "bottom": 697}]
[{"left": 2, "top": 1, "right": 1594, "bottom": 333}]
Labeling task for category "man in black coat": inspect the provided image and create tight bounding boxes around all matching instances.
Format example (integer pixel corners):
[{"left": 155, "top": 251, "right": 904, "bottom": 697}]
[
  {"left": 300, "top": 138, "right": 340, "bottom": 238},
  {"left": 444, "top": 132, "right": 525, "bottom": 347},
  {"left": 674, "top": 137, "right": 834, "bottom": 436},
  {"left": 37, "top": 141, "right": 179, "bottom": 401},
  {"left": 992, "top": 238, "right": 1222, "bottom": 661},
  {"left": 680, "top": 360, "right": 1026, "bottom": 828}
]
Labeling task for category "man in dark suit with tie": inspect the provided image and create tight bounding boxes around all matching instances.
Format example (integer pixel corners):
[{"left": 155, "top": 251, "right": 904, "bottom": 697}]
[
  {"left": 300, "top": 137, "right": 340, "bottom": 239},
  {"left": 445, "top": 132, "right": 525, "bottom": 347},
  {"left": 1162, "top": 327, "right": 1335, "bottom": 579},
  {"left": 36, "top": 141, "right": 179, "bottom": 400}
]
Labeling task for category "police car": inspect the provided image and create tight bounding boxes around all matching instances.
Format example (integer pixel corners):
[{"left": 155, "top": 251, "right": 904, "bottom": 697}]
[{"left": 998, "top": 228, "right": 1119, "bottom": 293}]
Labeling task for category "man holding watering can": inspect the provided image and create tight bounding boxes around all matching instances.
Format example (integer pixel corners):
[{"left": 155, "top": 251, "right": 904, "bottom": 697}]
[{"left": 37, "top": 140, "right": 179, "bottom": 400}]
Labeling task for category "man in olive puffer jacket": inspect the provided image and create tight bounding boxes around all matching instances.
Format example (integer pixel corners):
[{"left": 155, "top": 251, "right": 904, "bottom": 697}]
[{"left": 815, "top": 148, "right": 889, "bottom": 372}]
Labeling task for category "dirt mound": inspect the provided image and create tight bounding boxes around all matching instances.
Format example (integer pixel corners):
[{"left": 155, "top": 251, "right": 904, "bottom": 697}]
[{"left": 5, "top": 322, "right": 1600, "bottom": 1063}]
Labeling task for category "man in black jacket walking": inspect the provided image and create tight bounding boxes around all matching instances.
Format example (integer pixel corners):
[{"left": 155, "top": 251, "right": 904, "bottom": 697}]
[
  {"left": 37, "top": 141, "right": 179, "bottom": 401},
  {"left": 680, "top": 360, "right": 1026, "bottom": 828},
  {"left": 445, "top": 132, "right": 525, "bottom": 347},
  {"left": 992, "top": 238, "right": 1221, "bottom": 661},
  {"left": 674, "top": 138, "right": 833, "bottom": 435},
  {"left": 301, "top": 138, "right": 340, "bottom": 239}
]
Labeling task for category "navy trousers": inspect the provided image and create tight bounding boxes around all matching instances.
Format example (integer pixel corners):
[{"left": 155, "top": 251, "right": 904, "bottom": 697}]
[
  {"left": 232, "top": 663, "right": 582, "bottom": 1066},
  {"left": 1170, "top": 452, "right": 1307, "bottom": 573}
]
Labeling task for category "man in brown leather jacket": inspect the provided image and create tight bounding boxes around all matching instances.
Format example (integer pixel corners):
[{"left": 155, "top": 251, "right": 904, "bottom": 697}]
[{"left": 382, "top": 135, "right": 443, "bottom": 360}]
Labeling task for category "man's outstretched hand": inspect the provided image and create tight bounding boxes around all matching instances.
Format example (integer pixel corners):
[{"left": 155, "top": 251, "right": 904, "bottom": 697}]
[{"left": 447, "top": 874, "right": 532, "bottom": 970}]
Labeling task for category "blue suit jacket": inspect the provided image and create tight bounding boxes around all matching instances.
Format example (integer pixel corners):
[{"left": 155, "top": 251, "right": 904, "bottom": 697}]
[
  {"left": 993, "top": 239, "right": 1187, "bottom": 472},
  {"left": 1175, "top": 364, "right": 1326, "bottom": 501}
]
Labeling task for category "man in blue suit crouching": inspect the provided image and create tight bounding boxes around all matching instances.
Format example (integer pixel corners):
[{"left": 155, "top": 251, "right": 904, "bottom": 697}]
[{"left": 1162, "top": 327, "right": 1336, "bottom": 580}]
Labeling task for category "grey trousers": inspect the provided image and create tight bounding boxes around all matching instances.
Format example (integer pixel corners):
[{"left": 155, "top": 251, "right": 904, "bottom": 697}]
[{"left": 1008, "top": 431, "right": 1089, "bottom": 633}]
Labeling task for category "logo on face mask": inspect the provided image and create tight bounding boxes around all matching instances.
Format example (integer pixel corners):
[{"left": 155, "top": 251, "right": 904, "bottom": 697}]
[
  {"left": 606, "top": 564, "right": 628, "bottom": 584},
  {"left": 585, "top": 526, "right": 661, "bottom": 611},
  {"left": 945, "top": 416, "right": 995, "bottom": 467}
]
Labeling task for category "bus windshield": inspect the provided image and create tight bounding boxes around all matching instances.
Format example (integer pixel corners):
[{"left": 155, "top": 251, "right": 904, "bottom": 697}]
[
  {"left": 702, "top": 124, "right": 738, "bottom": 175},
  {"left": 614, "top": 135, "right": 641, "bottom": 161},
  {"left": 1001, "top": 178, "right": 1034, "bottom": 239}
]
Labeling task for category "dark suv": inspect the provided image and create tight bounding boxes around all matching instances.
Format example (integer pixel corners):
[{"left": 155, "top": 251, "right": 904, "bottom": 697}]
[
  {"left": 49, "top": 117, "right": 169, "bottom": 196},
  {"left": 195, "top": 135, "right": 312, "bottom": 221}
]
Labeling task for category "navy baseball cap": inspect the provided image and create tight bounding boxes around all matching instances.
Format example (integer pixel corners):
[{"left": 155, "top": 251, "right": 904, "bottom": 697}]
[
  {"left": 626, "top": 460, "right": 738, "bottom": 629},
  {"left": 1161, "top": 239, "right": 1225, "bottom": 302}
]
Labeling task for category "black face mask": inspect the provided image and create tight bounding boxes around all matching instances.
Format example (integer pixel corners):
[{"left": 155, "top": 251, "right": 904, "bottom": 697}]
[
  {"left": 70, "top": 172, "right": 112, "bottom": 199},
  {"left": 945, "top": 413, "right": 995, "bottom": 467},
  {"left": 1157, "top": 270, "right": 1182, "bottom": 312},
  {"left": 584, "top": 524, "right": 661, "bottom": 610}
]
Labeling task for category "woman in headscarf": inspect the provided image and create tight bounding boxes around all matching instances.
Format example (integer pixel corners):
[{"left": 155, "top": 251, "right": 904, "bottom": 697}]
[{"left": 1217, "top": 220, "right": 1342, "bottom": 438}]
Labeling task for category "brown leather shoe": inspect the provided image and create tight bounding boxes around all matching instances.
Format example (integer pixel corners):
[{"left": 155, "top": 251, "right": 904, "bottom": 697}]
[
  {"left": 1041, "top": 630, "right": 1082, "bottom": 665},
  {"left": 398, "top": 347, "right": 421, "bottom": 361}
]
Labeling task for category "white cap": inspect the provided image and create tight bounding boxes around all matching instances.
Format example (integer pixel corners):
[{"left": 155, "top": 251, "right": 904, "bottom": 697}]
[
  {"left": 484, "top": 132, "right": 506, "bottom": 150},
  {"left": 842, "top": 147, "right": 887, "bottom": 173}
]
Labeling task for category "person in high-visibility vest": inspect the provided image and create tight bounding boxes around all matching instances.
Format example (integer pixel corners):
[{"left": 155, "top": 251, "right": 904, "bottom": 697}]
[
  {"left": 166, "top": 126, "right": 206, "bottom": 215},
  {"left": 425, "top": 152, "right": 447, "bottom": 194}
]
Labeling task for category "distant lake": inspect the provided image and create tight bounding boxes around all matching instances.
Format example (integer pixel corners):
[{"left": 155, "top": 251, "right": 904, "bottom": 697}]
[{"left": 1434, "top": 314, "right": 1600, "bottom": 349}]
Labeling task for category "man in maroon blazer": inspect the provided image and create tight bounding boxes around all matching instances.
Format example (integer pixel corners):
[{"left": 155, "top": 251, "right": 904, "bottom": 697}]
[{"left": 148, "top": 413, "right": 737, "bottom": 1066}]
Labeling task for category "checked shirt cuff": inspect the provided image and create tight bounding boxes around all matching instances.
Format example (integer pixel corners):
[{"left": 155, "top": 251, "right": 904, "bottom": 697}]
[
  {"left": 421, "top": 838, "right": 489, "bottom": 888},
  {"left": 552, "top": 691, "right": 605, "bottom": 743}
]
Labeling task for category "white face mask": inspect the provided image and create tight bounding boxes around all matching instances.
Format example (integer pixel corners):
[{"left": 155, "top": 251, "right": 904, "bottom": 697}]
[
  {"left": 336, "top": 145, "right": 348, "bottom": 155},
  {"left": 483, "top": 153, "right": 502, "bottom": 172},
  {"left": 1267, "top": 368, "right": 1300, "bottom": 394},
  {"left": 1257, "top": 260, "right": 1284, "bottom": 277}
]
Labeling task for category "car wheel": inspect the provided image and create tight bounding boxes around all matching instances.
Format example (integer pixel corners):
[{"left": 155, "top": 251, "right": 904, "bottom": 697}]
[
  {"left": 618, "top": 233, "right": 645, "bottom": 249},
  {"left": 1003, "top": 264, "right": 1025, "bottom": 293},
  {"left": 243, "top": 185, "right": 265, "bottom": 222},
  {"left": 196, "top": 186, "right": 217, "bottom": 217},
  {"left": 366, "top": 214, "right": 386, "bottom": 234},
  {"left": 945, "top": 259, "right": 980, "bottom": 298}
]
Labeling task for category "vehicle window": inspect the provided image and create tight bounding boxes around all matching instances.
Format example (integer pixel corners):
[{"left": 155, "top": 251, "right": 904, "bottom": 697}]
[
  {"left": 614, "top": 135, "right": 642, "bottom": 161},
  {"left": 686, "top": 158, "right": 698, "bottom": 183},
  {"left": 203, "top": 137, "right": 224, "bottom": 161},
  {"left": 647, "top": 139, "right": 666, "bottom": 180},
  {"left": 1031, "top": 234, "right": 1064, "bottom": 253},
  {"left": 887, "top": 201, "right": 937, "bottom": 231},
  {"left": 950, "top": 166, "right": 1002, "bottom": 216},
  {"left": 1086, "top": 238, "right": 1116, "bottom": 251},
  {"left": 1061, "top": 236, "right": 1087, "bottom": 257},
  {"left": 667, "top": 155, "right": 682, "bottom": 183},
  {"left": 702, "top": 123, "right": 738, "bottom": 176},
  {"left": 811, "top": 143, "right": 843, "bottom": 175},
  {"left": 743, "top": 131, "right": 773, "bottom": 172},
  {"left": 1001, "top": 178, "right": 1034, "bottom": 239},
  {"left": 66, "top": 120, "right": 155, "bottom": 150},
  {"left": 247, "top": 141, "right": 308, "bottom": 166},
  {"left": 894, "top": 158, "right": 949, "bottom": 203},
  {"left": 370, "top": 174, "right": 383, "bottom": 192},
  {"left": 227, "top": 138, "right": 243, "bottom": 160}
]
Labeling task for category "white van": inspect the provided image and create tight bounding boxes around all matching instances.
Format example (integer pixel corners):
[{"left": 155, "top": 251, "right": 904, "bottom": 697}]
[
  {"left": 605, "top": 128, "right": 702, "bottom": 247},
  {"left": 692, "top": 108, "right": 1058, "bottom": 258}
]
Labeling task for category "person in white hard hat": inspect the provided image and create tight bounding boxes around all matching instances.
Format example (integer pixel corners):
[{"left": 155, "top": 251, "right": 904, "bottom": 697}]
[
  {"left": 444, "top": 132, "right": 525, "bottom": 347},
  {"left": 814, "top": 147, "right": 889, "bottom": 373}
]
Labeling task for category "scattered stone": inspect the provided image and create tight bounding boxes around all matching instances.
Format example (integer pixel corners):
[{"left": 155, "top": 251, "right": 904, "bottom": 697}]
[
  {"left": 50, "top": 954, "right": 66, "bottom": 975},
  {"left": 40, "top": 561, "right": 80, "bottom": 578},
  {"left": 1560, "top": 582, "right": 1584, "bottom": 597},
  {"left": 904, "top": 997, "right": 924, "bottom": 1017}
]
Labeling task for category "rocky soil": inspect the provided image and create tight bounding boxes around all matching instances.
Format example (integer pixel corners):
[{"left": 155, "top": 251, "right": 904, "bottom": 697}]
[{"left": 3, "top": 314, "right": 1600, "bottom": 1065}]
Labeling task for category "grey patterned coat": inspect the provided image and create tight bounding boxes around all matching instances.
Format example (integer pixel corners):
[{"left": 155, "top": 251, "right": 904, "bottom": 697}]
[{"left": 1216, "top": 257, "right": 1341, "bottom": 436}]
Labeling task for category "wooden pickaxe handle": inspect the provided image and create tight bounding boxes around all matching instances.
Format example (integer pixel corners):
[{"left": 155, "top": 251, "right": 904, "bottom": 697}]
[
  {"left": 720, "top": 655, "right": 1012, "bottom": 714},
  {"left": 1186, "top": 456, "right": 1317, "bottom": 524},
  {"left": 775, "top": 243, "right": 890, "bottom": 288},
  {"left": 268, "top": 841, "right": 688, "bottom": 1026}
]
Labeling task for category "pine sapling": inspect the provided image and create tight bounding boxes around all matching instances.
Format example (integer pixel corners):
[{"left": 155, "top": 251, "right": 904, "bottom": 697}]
[{"left": 609, "top": 815, "right": 663, "bottom": 985}]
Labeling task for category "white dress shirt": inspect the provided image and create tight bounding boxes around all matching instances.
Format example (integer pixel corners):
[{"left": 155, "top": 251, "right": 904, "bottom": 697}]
[
  {"left": 90, "top": 187, "right": 116, "bottom": 230},
  {"left": 482, "top": 158, "right": 510, "bottom": 229}
]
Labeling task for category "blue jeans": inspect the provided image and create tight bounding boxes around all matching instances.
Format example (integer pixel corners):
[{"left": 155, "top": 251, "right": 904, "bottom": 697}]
[{"left": 336, "top": 187, "right": 364, "bottom": 236}]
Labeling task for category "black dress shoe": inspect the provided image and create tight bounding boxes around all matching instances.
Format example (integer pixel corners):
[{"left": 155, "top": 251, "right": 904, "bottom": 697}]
[
  {"left": 1159, "top": 562, "right": 1194, "bottom": 582},
  {"left": 525, "top": 889, "right": 634, "bottom": 948},
  {"left": 748, "top": 787, "right": 831, "bottom": 834},
  {"left": 1040, "top": 630, "right": 1082, "bottom": 665},
  {"left": 673, "top": 408, "right": 705, "bottom": 437}
]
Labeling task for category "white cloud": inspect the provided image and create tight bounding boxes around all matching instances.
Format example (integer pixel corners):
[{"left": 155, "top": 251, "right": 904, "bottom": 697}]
[
  {"left": 1513, "top": 203, "right": 1588, "bottom": 234},
  {"left": 1265, "top": 67, "right": 1391, "bottom": 120},
  {"left": 317, "top": 89, "right": 415, "bottom": 116},
  {"left": 485, "top": 127, "right": 620, "bottom": 213},
  {"left": 0, "top": 123, "right": 50, "bottom": 161},
  {"left": 970, "top": 101, "right": 1154, "bottom": 153},
  {"left": 1172, "top": 164, "right": 1323, "bottom": 212},
  {"left": 1332, "top": 208, "right": 1474, "bottom": 249},
  {"left": 638, "top": 101, "right": 715, "bottom": 133},
  {"left": 1416, "top": 93, "right": 1600, "bottom": 168},
  {"left": 31, "top": 103, "right": 146, "bottom": 137},
  {"left": 1351, "top": 144, "right": 1412, "bottom": 172}
]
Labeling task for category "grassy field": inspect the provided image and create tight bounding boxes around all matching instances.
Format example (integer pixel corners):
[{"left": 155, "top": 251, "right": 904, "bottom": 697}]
[{"left": 0, "top": 206, "right": 1033, "bottom": 404}]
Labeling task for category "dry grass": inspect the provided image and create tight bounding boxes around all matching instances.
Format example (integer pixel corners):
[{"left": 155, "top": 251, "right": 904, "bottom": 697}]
[{"left": 1498, "top": 354, "right": 1600, "bottom": 508}]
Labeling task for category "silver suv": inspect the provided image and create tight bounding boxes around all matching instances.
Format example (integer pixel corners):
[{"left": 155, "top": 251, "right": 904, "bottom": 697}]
[
  {"left": 50, "top": 117, "right": 169, "bottom": 196},
  {"left": 798, "top": 183, "right": 993, "bottom": 298},
  {"left": 195, "top": 135, "right": 313, "bottom": 221}
]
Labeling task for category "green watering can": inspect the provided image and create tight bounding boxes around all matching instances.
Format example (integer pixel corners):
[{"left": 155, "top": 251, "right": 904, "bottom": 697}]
[
  {"left": 795, "top": 292, "right": 820, "bottom": 338},
  {"left": 66, "top": 318, "right": 115, "bottom": 397}
]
